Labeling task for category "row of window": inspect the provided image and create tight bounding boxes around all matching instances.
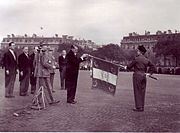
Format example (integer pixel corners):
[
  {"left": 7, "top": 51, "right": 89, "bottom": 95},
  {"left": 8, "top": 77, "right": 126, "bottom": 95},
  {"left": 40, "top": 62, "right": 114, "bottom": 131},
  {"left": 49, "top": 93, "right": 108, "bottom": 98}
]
[
  {"left": 123, "top": 37, "right": 156, "bottom": 42},
  {"left": 3, "top": 38, "right": 62, "bottom": 43},
  {"left": 123, "top": 34, "right": 180, "bottom": 42},
  {"left": 121, "top": 44, "right": 154, "bottom": 50}
]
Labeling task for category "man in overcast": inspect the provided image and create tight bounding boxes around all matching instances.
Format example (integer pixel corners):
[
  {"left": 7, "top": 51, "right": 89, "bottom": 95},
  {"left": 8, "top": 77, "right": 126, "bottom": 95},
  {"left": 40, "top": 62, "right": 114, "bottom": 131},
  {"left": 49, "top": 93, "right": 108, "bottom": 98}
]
[{"left": 18, "top": 46, "right": 31, "bottom": 96}]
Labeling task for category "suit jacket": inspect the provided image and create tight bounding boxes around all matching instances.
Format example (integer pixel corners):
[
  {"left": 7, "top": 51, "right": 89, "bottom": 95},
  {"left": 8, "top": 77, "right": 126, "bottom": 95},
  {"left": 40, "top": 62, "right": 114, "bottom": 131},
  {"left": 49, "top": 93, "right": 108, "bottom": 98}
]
[
  {"left": 34, "top": 53, "right": 53, "bottom": 78},
  {"left": 66, "top": 50, "right": 83, "bottom": 81},
  {"left": 18, "top": 53, "right": 31, "bottom": 81},
  {"left": 4, "top": 50, "right": 18, "bottom": 74},
  {"left": 58, "top": 55, "right": 67, "bottom": 72}
]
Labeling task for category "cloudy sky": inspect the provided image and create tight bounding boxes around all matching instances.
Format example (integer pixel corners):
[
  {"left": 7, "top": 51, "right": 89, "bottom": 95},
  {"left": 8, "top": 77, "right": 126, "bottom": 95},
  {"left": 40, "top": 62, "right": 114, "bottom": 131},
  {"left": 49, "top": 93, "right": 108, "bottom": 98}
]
[{"left": 0, "top": 0, "right": 180, "bottom": 44}]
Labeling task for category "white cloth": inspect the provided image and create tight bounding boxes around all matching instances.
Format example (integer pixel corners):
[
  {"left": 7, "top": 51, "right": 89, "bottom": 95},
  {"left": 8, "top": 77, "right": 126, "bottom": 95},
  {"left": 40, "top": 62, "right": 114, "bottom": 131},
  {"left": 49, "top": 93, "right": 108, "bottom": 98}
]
[{"left": 9, "top": 49, "right": 16, "bottom": 60}]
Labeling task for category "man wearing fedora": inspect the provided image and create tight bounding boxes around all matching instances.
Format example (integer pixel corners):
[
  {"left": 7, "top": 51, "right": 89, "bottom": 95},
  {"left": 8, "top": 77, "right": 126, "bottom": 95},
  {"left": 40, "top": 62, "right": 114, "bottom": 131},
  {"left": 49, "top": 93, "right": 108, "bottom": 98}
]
[{"left": 126, "top": 45, "right": 155, "bottom": 112}]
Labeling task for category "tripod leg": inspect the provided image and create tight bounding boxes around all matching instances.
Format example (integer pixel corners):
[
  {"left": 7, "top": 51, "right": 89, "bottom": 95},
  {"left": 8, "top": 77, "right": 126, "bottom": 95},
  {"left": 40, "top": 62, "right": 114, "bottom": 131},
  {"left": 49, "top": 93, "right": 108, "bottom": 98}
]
[{"left": 41, "top": 87, "right": 46, "bottom": 109}]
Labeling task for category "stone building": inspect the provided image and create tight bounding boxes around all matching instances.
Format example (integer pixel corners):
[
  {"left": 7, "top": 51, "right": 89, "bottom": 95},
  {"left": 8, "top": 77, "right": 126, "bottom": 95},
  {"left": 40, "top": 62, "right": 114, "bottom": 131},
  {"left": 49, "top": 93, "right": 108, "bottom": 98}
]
[
  {"left": 120, "top": 30, "right": 180, "bottom": 73},
  {"left": 1, "top": 34, "right": 98, "bottom": 51}
]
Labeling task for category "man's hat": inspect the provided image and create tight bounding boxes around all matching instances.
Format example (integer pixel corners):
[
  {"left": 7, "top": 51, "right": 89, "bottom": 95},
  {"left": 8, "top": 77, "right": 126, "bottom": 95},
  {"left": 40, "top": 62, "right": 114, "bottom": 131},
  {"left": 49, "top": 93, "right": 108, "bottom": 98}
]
[{"left": 138, "top": 45, "right": 147, "bottom": 53}]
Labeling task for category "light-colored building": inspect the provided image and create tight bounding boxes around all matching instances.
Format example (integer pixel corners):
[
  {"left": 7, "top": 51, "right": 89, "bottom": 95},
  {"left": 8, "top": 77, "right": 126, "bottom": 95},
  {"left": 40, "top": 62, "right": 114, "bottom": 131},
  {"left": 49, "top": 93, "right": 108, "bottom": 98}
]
[
  {"left": 1, "top": 34, "right": 99, "bottom": 51},
  {"left": 121, "top": 30, "right": 180, "bottom": 73}
]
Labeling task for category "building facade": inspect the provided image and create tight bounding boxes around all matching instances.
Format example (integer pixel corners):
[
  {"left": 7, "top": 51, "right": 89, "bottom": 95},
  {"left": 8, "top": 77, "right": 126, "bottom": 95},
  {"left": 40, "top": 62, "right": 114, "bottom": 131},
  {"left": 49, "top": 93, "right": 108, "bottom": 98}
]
[
  {"left": 121, "top": 30, "right": 180, "bottom": 73},
  {"left": 1, "top": 34, "right": 98, "bottom": 51}
]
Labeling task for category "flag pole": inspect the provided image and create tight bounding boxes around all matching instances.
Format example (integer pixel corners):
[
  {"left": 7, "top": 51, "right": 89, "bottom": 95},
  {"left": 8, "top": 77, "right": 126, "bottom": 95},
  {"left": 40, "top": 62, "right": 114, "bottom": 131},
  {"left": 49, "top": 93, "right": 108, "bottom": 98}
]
[
  {"left": 88, "top": 54, "right": 126, "bottom": 69},
  {"left": 88, "top": 54, "right": 158, "bottom": 81}
]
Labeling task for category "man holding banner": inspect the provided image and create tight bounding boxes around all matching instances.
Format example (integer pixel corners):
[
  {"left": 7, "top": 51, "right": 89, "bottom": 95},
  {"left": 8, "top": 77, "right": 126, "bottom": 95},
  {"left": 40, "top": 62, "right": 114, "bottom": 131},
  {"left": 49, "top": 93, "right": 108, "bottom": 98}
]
[
  {"left": 65, "top": 45, "right": 87, "bottom": 104},
  {"left": 126, "top": 45, "right": 156, "bottom": 112}
]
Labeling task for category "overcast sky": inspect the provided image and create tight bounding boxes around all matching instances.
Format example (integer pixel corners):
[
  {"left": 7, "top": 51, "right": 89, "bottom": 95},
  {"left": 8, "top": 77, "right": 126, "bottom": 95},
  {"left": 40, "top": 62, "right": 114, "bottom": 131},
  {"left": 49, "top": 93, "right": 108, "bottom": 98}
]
[{"left": 0, "top": 0, "right": 180, "bottom": 44}]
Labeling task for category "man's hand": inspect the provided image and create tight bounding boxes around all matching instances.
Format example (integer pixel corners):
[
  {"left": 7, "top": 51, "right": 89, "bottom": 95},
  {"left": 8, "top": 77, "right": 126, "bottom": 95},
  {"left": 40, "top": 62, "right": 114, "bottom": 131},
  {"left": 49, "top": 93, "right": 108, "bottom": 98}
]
[
  {"left": 52, "top": 66, "right": 56, "bottom": 69},
  {"left": 81, "top": 54, "right": 88, "bottom": 58},
  {"left": 146, "top": 73, "right": 151, "bottom": 76},
  {"left": 20, "top": 71, "right": 23, "bottom": 76},
  {"left": 119, "top": 65, "right": 127, "bottom": 70},
  {"left": 6, "top": 70, "right": 9, "bottom": 75},
  {"left": 81, "top": 54, "right": 88, "bottom": 60}
]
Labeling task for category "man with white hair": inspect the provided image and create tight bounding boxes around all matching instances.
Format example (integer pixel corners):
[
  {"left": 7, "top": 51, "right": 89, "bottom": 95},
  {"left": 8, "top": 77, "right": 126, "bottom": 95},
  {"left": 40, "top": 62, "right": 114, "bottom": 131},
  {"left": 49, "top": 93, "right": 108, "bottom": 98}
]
[{"left": 18, "top": 46, "right": 31, "bottom": 96}]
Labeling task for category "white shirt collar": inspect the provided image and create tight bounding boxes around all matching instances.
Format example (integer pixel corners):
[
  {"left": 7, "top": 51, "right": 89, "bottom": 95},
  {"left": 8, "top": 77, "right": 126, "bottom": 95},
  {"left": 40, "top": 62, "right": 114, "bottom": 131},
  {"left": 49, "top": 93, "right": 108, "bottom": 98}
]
[{"left": 9, "top": 49, "right": 16, "bottom": 60}]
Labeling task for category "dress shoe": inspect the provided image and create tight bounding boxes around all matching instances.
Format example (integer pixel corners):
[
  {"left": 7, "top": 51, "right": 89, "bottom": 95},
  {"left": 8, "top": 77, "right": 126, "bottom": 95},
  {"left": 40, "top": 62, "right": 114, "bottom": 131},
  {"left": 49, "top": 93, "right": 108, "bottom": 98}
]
[
  {"left": 67, "top": 101, "right": 77, "bottom": 104},
  {"left": 133, "top": 108, "right": 144, "bottom": 112},
  {"left": 49, "top": 100, "right": 60, "bottom": 105}
]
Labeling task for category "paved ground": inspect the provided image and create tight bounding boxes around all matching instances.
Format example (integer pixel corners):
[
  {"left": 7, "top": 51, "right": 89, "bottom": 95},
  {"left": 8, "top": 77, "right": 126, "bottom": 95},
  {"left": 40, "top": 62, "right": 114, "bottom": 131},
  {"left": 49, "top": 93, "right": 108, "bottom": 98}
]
[{"left": 0, "top": 69, "right": 179, "bottom": 132}]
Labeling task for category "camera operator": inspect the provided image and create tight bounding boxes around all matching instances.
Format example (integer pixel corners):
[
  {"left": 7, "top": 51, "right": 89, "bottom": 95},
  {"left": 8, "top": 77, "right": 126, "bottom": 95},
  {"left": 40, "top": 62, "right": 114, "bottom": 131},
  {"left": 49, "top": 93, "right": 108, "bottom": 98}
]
[{"left": 33, "top": 45, "right": 59, "bottom": 107}]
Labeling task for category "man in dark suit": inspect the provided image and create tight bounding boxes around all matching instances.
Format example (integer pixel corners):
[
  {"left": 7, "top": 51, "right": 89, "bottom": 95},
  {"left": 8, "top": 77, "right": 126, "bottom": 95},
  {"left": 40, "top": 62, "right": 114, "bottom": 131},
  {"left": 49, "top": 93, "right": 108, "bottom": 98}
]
[
  {"left": 18, "top": 46, "right": 31, "bottom": 96},
  {"left": 126, "top": 45, "right": 156, "bottom": 112},
  {"left": 65, "top": 45, "right": 87, "bottom": 104},
  {"left": 58, "top": 50, "right": 67, "bottom": 90},
  {"left": 4, "top": 42, "right": 18, "bottom": 98},
  {"left": 29, "top": 47, "right": 38, "bottom": 94}
]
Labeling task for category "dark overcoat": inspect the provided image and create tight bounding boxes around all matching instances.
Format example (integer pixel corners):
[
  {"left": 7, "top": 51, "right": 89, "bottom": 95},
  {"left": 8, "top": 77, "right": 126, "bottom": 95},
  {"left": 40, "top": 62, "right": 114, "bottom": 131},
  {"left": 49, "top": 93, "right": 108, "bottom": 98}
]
[
  {"left": 58, "top": 56, "right": 67, "bottom": 72},
  {"left": 18, "top": 53, "right": 31, "bottom": 81},
  {"left": 65, "top": 50, "right": 83, "bottom": 89}
]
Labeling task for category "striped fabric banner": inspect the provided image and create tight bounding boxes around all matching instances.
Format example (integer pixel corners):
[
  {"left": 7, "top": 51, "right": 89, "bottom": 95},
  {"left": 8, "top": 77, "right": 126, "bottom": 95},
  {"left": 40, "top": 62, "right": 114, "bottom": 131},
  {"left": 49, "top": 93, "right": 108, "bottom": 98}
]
[{"left": 91, "top": 57, "right": 119, "bottom": 96}]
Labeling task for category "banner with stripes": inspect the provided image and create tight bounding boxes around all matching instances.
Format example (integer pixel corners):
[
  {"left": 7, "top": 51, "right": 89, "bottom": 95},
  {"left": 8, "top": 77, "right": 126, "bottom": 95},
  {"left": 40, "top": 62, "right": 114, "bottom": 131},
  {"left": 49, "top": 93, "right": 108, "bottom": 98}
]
[{"left": 91, "top": 57, "right": 119, "bottom": 96}]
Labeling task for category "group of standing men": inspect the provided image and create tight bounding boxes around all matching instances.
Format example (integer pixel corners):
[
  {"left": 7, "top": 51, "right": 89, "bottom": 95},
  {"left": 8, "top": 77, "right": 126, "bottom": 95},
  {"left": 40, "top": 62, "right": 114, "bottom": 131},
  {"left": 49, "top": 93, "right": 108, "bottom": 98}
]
[{"left": 3, "top": 42, "right": 87, "bottom": 106}]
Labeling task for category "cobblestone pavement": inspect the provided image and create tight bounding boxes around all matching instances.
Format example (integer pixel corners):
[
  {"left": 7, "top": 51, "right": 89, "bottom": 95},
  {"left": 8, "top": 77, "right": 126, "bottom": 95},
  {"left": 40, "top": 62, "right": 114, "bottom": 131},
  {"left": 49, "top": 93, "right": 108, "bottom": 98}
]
[{"left": 0, "top": 70, "right": 179, "bottom": 132}]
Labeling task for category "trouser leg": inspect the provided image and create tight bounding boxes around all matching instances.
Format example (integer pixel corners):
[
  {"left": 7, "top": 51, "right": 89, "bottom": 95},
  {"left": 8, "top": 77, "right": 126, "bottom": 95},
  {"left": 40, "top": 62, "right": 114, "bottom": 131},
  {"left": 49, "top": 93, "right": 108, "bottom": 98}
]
[
  {"left": 20, "top": 72, "right": 29, "bottom": 95},
  {"left": 67, "top": 87, "right": 74, "bottom": 102},
  {"left": 133, "top": 73, "right": 147, "bottom": 109},
  {"left": 44, "top": 77, "right": 54, "bottom": 102},
  {"left": 9, "top": 73, "right": 16, "bottom": 96},
  {"left": 30, "top": 76, "right": 36, "bottom": 94},
  {"left": 60, "top": 72, "right": 65, "bottom": 89},
  {"left": 66, "top": 80, "right": 76, "bottom": 102},
  {"left": 50, "top": 73, "right": 54, "bottom": 90},
  {"left": 141, "top": 77, "right": 147, "bottom": 108},
  {"left": 72, "top": 79, "right": 77, "bottom": 101},
  {"left": 24, "top": 71, "right": 30, "bottom": 95},
  {"left": 5, "top": 73, "right": 11, "bottom": 97}
]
